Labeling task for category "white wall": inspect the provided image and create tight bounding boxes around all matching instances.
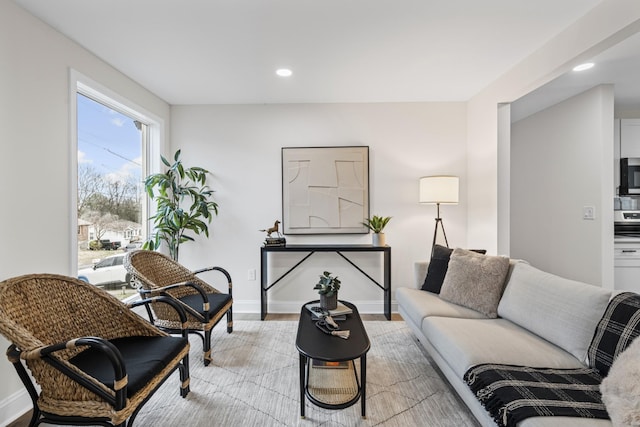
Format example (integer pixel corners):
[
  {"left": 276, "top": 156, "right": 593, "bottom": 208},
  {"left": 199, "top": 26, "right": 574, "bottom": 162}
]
[
  {"left": 511, "top": 85, "right": 615, "bottom": 286},
  {"left": 170, "top": 103, "right": 468, "bottom": 313},
  {"left": 467, "top": 0, "right": 640, "bottom": 254},
  {"left": 0, "top": 1, "right": 170, "bottom": 422}
]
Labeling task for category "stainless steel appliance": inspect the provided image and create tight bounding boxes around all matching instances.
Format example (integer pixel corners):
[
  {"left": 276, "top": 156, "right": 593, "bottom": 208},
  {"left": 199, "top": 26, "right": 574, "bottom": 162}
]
[
  {"left": 614, "top": 210, "right": 640, "bottom": 293},
  {"left": 614, "top": 210, "right": 640, "bottom": 236},
  {"left": 620, "top": 158, "right": 640, "bottom": 195}
]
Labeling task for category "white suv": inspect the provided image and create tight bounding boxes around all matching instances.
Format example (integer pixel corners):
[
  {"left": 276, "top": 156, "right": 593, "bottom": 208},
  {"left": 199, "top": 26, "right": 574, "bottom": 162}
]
[{"left": 78, "top": 254, "right": 132, "bottom": 287}]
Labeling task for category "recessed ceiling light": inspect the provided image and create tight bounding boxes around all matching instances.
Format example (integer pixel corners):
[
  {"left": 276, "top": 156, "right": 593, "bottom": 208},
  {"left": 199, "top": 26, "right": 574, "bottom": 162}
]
[
  {"left": 276, "top": 68, "right": 292, "bottom": 77},
  {"left": 573, "top": 63, "right": 595, "bottom": 72}
]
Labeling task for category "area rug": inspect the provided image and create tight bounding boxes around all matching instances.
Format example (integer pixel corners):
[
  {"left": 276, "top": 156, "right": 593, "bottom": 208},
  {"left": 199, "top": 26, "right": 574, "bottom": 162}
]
[{"left": 135, "top": 320, "right": 478, "bottom": 426}]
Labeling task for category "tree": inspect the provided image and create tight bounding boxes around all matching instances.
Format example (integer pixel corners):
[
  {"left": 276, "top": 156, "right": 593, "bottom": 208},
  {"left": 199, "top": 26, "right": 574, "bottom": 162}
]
[{"left": 77, "top": 165, "right": 104, "bottom": 217}]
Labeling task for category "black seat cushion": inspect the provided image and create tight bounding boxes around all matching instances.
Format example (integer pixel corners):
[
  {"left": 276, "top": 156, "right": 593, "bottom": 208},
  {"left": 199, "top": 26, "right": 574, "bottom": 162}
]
[
  {"left": 70, "top": 336, "right": 188, "bottom": 397},
  {"left": 179, "top": 292, "right": 232, "bottom": 318}
]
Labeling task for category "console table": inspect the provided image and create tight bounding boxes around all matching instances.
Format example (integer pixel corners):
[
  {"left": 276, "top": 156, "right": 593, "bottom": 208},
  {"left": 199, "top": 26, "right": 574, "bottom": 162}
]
[{"left": 260, "top": 244, "right": 391, "bottom": 320}]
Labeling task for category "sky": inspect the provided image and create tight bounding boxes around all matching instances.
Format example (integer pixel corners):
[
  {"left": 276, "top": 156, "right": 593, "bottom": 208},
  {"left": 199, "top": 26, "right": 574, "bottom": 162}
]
[{"left": 77, "top": 93, "right": 142, "bottom": 183}]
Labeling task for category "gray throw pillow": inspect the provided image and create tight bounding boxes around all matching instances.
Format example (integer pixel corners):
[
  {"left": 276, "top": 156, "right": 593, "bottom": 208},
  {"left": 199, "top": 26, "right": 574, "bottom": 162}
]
[{"left": 439, "top": 248, "right": 510, "bottom": 318}]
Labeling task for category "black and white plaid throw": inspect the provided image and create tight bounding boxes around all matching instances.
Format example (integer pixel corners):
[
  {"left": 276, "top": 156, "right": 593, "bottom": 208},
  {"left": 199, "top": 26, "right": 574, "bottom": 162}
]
[
  {"left": 588, "top": 292, "right": 640, "bottom": 376},
  {"left": 462, "top": 292, "right": 640, "bottom": 426},
  {"left": 464, "top": 364, "right": 607, "bottom": 427}
]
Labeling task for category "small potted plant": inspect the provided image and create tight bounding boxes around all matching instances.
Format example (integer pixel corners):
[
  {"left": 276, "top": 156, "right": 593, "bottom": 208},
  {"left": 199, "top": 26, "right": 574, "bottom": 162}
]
[
  {"left": 362, "top": 215, "right": 392, "bottom": 246},
  {"left": 314, "top": 271, "right": 341, "bottom": 310}
]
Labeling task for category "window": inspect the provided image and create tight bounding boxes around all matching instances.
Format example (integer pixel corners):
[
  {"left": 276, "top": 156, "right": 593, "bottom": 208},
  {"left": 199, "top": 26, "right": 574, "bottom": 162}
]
[
  {"left": 76, "top": 93, "right": 145, "bottom": 263},
  {"left": 71, "top": 73, "right": 160, "bottom": 299}
]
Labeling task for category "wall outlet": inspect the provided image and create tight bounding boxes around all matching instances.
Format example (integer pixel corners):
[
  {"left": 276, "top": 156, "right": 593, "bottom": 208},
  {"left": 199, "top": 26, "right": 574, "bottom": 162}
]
[
  {"left": 247, "top": 269, "right": 256, "bottom": 281},
  {"left": 583, "top": 206, "right": 596, "bottom": 220}
]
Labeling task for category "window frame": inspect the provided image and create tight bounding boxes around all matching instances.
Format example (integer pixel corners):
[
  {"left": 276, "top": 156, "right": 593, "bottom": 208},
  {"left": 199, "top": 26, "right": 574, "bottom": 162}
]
[{"left": 69, "top": 70, "right": 163, "bottom": 274}]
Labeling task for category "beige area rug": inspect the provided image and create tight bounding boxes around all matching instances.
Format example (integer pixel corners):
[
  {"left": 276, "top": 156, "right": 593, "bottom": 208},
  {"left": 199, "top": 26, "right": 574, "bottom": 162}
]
[{"left": 131, "top": 320, "right": 478, "bottom": 427}]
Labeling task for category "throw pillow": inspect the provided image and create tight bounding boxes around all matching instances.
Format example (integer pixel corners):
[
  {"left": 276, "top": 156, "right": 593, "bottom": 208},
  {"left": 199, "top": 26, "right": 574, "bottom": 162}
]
[
  {"left": 421, "top": 245, "right": 486, "bottom": 294},
  {"left": 600, "top": 336, "right": 640, "bottom": 426},
  {"left": 439, "top": 248, "right": 510, "bottom": 318},
  {"left": 421, "top": 245, "right": 453, "bottom": 293}
]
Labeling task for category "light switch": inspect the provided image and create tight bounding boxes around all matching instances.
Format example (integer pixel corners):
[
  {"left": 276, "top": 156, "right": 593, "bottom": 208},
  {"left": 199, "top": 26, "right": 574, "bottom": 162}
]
[{"left": 583, "top": 206, "right": 596, "bottom": 220}]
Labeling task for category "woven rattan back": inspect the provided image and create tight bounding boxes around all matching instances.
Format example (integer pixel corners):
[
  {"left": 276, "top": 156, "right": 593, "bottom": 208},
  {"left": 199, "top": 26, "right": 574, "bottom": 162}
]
[
  {"left": 0, "top": 274, "right": 159, "bottom": 353},
  {"left": 124, "top": 250, "right": 213, "bottom": 296}
]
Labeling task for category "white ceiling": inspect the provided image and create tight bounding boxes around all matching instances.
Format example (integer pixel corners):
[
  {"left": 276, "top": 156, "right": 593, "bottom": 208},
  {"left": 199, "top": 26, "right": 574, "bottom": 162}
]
[
  {"left": 511, "top": 31, "right": 640, "bottom": 121},
  {"left": 13, "top": 0, "right": 609, "bottom": 105}
]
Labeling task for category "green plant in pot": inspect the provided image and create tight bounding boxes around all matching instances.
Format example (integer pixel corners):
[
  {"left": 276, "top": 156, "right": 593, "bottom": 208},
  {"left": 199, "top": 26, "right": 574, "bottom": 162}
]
[
  {"left": 314, "top": 271, "right": 341, "bottom": 310},
  {"left": 362, "top": 215, "right": 391, "bottom": 246},
  {"left": 143, "top": 149, "right": 219, "bottom": 261}
]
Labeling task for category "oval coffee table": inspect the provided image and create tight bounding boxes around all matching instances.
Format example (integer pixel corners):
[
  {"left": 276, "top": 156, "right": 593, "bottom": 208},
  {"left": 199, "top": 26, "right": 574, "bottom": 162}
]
[{"left": 296, "top": 300, "right": 370, "bottom": 418}]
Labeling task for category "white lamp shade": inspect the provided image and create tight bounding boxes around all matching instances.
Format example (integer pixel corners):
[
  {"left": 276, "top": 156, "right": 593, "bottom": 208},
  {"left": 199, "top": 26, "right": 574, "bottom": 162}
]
[{"left": 419, "top": 176, "right": 459, "bottom": 204}]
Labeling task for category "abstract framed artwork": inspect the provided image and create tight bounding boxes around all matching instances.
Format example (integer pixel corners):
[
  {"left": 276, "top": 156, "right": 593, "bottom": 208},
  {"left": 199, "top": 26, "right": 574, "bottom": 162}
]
[{"left": 282, "top": 146, "right": 370, "bottom": 234}]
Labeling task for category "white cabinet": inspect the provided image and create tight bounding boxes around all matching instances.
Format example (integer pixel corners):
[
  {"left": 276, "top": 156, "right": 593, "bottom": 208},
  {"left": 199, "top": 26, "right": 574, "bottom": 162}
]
[
  {"left": 620, "top": 119, "right": 640, "bottom": 158},
  {"left": 614, "top": 241, "right": 640, "bottom": 293}
]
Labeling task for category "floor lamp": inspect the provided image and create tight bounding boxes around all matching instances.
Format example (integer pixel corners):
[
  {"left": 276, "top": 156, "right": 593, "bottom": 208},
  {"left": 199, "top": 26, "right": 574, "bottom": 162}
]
[{"left": 419, "top": 176, "right": 459, "bottom": 258}]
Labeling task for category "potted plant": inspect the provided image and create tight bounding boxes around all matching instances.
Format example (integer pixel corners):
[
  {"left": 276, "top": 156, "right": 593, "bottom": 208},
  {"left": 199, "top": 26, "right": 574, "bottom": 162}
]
[
  {"left": 143, "top": 149, "right": 219, "bottom": 261},
  {"left": 362, "top": 215, "right": 392, "bottom": 246},
  {"left": 314, "top": 271, "right": 341, "bottom": 310}
]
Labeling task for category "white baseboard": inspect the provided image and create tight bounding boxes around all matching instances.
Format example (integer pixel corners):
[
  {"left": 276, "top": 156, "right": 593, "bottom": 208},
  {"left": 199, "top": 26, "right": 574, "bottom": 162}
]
[{"left": 0, "top": 388, "right": 31, "bottom": 427}]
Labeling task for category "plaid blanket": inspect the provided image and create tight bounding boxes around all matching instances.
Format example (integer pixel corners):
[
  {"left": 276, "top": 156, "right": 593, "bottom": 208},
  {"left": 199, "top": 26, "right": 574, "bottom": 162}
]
[
  {"left": 464, "top": 364, "right": 607, "bottom": 427},
  {"left": 463, "top": 292, "right": 640, "bottom": 427},
  {"left": 588, "top": 292, "right": 640, "bottom": 376}
]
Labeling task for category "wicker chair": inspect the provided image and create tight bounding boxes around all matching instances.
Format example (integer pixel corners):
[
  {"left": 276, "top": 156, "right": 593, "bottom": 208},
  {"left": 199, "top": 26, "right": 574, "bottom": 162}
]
[
  {"left": 124, "top": 250, "right": 233, "bottom": 366},
  {"left": 0, "top": 273, "right": 191, "bottom": 427}
]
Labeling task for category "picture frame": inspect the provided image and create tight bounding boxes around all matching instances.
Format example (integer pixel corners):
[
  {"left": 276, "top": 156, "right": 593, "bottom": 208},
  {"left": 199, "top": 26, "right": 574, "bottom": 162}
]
[{"left": 281, "top": 146, "right": 369, "bottom": 235}]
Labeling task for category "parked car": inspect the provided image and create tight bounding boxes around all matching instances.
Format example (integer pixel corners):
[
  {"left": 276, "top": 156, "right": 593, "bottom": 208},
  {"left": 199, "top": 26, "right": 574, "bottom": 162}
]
[
  {"left": 89, "top": 239, "right": 122, "bottom": 250},
  {"left": 124, "top": 241, "right": 143, "bottom": 252},
  {"left": 78, "top": 254, "right": 133, "bottom": 288}
]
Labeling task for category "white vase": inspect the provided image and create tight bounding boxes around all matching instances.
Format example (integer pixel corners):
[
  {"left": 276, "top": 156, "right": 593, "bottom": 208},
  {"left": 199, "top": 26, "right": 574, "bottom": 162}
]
[{"left": 372, "top": 232, "right": 386, "bottom": 246}]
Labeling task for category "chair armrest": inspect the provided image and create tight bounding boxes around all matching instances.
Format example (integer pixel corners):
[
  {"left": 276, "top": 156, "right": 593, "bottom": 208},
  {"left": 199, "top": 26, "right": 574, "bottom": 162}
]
[
  {"left": 193, "top": 266, "right": 232, "bottom": 296},
  {"left": 16, "top": 337, "right": 128, "bottom": 409},
  {"left": 129, "top": 296, "right": 189, "bottom": 337}
]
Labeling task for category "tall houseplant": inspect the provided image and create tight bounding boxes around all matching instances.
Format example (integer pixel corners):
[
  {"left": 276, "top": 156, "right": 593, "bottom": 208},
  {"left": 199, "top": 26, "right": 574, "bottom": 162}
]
[{"left": 143, "top": 149, "right": 218, "bottom": 261}]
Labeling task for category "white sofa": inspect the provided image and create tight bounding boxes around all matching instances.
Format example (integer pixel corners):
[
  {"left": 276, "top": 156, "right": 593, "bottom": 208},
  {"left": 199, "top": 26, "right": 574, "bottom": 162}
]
[{"left": 397, "top": 259, "right": 614, "bottom": 427}]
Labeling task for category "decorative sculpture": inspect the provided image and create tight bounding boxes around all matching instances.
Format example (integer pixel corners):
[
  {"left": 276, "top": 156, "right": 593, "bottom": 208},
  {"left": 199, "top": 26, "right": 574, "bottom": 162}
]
[
  {"left": 260, "top": 220, "right": 286, "bottom": 247},
  {"left": 260, "top": 220, "right": 281, "bottom": 238}
]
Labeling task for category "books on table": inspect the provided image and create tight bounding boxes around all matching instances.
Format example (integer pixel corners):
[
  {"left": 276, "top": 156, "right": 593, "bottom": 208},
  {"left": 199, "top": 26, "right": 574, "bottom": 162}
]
[
  {"left": 305, "top": 302, "right": 353, "bottom": 318},
  {"left": 311, "top": 359, "right": 350, "bottom": 369}
]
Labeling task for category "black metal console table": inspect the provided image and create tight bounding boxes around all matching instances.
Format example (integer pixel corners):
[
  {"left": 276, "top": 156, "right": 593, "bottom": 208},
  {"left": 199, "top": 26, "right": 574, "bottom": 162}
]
[{"left": 260, "top": 244, "right": 391, "bottom": 320}]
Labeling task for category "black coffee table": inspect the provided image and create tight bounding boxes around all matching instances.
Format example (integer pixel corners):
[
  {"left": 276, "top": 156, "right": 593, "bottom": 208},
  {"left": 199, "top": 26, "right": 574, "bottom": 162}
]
[{"left": 296, "top": 300, "right": 370, "bottom": 418}]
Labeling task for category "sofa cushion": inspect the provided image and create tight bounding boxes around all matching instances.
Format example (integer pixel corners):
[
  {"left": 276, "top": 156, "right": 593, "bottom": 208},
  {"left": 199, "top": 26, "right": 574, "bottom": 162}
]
[
  {"left": 422, "top": 317, "right": 585, "bottom": 378},
  {"left": 396, "top": 287, "right": 488, "bottom": 329},
  {"left": 439, "top": 248, "right": 510, "bottom": 318},
  {"left": 600, "top": 334, "right": 640, "bottom": 426},
  {"left": 497, "top": 262, "right": 611, "bottom": 364},
  {"left": 420, "top": 245, "right": 487, "bottom": 293},
  {"left": 588, "top": 292, "right": 640, "bottom": 376}
]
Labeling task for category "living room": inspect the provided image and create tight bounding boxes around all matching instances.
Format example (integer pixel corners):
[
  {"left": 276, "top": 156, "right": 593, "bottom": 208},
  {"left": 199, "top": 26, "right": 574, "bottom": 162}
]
[{"left": 2, "top": 1, "right": 640, "bottom": 426}]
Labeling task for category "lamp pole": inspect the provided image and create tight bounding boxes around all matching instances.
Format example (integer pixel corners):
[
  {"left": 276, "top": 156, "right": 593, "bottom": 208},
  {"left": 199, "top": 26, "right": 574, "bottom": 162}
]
[{"left": 431, "top": 202, "right": 450, "bottom": 258}]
